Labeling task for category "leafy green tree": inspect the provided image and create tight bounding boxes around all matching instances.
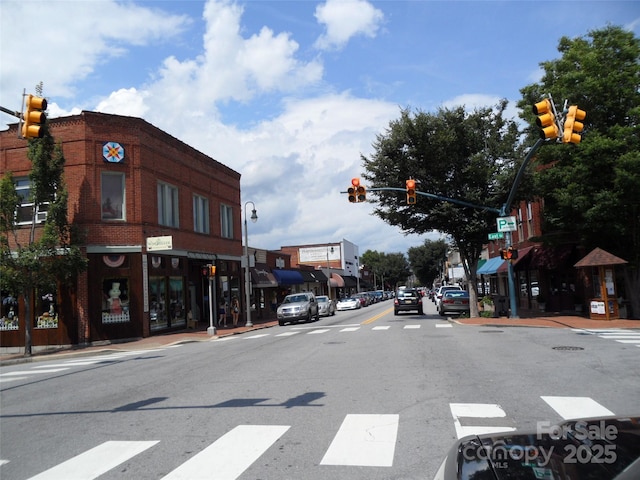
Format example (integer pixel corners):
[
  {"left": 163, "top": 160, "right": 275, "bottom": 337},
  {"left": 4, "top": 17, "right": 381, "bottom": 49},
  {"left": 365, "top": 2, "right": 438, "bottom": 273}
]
[
  {"left": 518, "top": 25, "right": 640, "bottom": 318},
  {"left": 362, "top": 103, "right": 523, "bottom": 316},
  {"left": 0, "top": 119, "right": 87, "bottom": 356},
  {"left": 360, "top": 250, "right": 411, "bottom": 290},
  {"left": 408, "top": 239, "right": 448, "bottom": 288}
]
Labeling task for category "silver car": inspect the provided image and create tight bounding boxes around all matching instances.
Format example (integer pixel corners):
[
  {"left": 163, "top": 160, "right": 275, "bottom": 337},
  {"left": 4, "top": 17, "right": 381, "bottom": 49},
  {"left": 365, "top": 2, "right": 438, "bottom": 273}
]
[
  {"left": 317, "top": 295, "right": 336, "bottom": 317},
  {"left": 277, "top": 292, "right": 320, "bottom": 326}
]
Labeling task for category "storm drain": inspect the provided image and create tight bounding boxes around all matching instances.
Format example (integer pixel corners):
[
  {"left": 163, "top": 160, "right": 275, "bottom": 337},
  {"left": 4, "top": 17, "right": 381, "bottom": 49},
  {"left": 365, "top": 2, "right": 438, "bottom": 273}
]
[{"left": 552, "top": 346, "right": 585, "bottom": 351}]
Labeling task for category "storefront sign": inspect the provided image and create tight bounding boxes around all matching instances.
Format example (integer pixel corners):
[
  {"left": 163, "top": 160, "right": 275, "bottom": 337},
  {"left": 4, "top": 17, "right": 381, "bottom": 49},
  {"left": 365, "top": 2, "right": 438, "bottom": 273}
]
[{"left": 147, "top": 235, "right": 173, "bottom": 251}]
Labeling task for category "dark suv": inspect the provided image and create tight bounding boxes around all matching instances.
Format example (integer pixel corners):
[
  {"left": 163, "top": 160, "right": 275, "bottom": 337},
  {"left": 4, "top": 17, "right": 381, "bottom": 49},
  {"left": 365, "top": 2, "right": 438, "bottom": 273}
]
[{"left": 394, "top": 288, "right": 423, "bottom": 315}]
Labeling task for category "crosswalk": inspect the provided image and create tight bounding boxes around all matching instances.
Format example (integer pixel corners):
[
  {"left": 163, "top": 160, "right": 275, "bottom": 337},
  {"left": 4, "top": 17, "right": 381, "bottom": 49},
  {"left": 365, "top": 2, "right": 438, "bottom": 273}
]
[
  {"left": 216, "top": 322, "right": 452, "bottom": 342},
  {"left": 573, "top": 328, "right": 640, "bottom": 348},
  {"left": 0, "top": 346, "right": 182, "bottom": 384},
  {"left": 2, "top": 396, "right": 618, "bottom": 479}
]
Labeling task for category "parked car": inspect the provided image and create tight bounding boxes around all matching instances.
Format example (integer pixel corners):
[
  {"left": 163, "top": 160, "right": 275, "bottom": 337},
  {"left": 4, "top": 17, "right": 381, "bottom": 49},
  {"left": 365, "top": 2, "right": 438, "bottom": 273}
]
[
  {"left": 336, "top": 297, "right": 361, "bottom": 311},
  {"left": 438, "top": 290, "right": 470, "bottom": 316},
  {"left": 434, "top": 285, "right": 463, "bottom": 308},
  {"left": 353, "top": 292, "right": 370, "bottom": 307},
  {"left": 394, "top": 288, "right": 423, "bottom": 315},
  {"left": 316, "top": 295, "right": 336, "bottom": 317},
  {"left": 276, "top": 292, "right": 319, "bottom": 326}
]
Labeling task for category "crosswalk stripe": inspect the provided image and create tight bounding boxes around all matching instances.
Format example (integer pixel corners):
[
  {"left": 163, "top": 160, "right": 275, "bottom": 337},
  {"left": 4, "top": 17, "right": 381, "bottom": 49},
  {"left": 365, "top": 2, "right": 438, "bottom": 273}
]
[
  {"left": 436, "top": 323, "right": 452, "bottom": 328},
  {"left": 308, "top": 329, "right": 331, "bottom": 334},
  {"left": 340, "top": 327, "right": 360, "bottom": 332},
  {"left": 372, "top": 326, "right": 390, "bottom": 330},
  {"left": 320, "top": 414, "right": 399, "bottom": 467},
  {"left": 404, "top": 325, "right": 421, "bottom": 329},
  {"left": 27, "top": 441, "right": 158, "bottom": 480},
  {"left": 243, "top": 334, "right": 270, "bottom": 339},
  {"left": 541, "top": 396, "right": 614, "bottom": 419},
  {"left": 160, "top": 425, "right": 289, "bottom": 480},
  {"left": 0, "top": 369, "right": 69, "bottom": 377},
  {"left": 275, "top": 331, "right": 299, "bottom": 336},
  {"left": 449, "top": 403, "right": 516, "bottom": 438}
]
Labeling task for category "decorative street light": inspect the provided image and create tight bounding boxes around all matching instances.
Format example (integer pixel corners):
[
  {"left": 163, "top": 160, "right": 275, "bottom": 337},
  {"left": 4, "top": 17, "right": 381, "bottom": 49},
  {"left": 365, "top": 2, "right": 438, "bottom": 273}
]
[
  {"left": 244, "top": 201, "right": 258, "bottom": 327},
  {"left": 326, "top": 245, "right": 334, "bottom": 299}
]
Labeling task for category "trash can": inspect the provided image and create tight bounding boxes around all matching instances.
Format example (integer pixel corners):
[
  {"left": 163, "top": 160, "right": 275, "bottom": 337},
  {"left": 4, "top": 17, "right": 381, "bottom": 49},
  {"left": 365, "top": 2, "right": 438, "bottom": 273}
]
[{"left": 493, "top": 295, "right": 509, "bottom": 317}]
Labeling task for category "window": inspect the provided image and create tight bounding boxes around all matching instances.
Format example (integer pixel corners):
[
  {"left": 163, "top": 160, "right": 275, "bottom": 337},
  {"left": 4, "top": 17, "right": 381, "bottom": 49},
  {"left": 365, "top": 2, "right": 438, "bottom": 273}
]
[
  {"left": 101, "top": 172, "right": 125, "bottom": 220},
  {"left": 158, "top": 182, "right": 179, "bottom": 227},
  {"left": 193, "top": 194, "right": 210, "bottom": 234},
  {"left": 15, "top": 177, "right": 49, "bottom": 225},
  {"left": 220, "top": 204, "right": 233, "bottom": 238}
]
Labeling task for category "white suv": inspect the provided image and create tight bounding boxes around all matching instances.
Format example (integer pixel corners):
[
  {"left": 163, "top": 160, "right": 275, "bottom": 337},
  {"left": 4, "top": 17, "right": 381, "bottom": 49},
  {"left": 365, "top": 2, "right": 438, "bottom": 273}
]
[{"left": 277, "top": 292, "right": 320, "bottom": 326}]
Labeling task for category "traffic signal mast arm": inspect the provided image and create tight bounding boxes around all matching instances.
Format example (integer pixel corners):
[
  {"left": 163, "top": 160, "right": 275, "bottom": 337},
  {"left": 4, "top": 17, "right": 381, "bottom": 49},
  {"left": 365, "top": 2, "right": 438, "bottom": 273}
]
[{"left": 348, "top": 186, "right": 501, "bottom": 213}]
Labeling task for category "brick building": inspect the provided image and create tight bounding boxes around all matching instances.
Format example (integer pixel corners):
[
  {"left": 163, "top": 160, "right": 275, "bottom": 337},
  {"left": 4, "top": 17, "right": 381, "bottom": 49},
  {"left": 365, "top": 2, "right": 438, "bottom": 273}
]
[{"left": 1, "top": 112, "right": 243, "bottom": 352}]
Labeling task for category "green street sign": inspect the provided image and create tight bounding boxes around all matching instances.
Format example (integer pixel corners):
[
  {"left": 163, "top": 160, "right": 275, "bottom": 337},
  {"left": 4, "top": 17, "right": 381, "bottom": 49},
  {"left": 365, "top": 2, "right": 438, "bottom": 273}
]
[{"left": 488, "top": 232, "right": 505, "bottom": 240}]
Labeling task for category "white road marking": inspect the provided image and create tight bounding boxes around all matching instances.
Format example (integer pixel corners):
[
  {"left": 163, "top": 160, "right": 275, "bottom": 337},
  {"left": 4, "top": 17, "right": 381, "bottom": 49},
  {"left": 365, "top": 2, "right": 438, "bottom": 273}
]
[
  {"left": 404, "top": 325, "right": 421, "bottom": 329},
  {"left": 340, "top": 327, "right": 360, "bottom": 332},
  {"left": 541, "top": 396, "right": 614, "bottom": 420},
  {"left": 436, "top": 323, "right": 452, "bottom": 328},
  {"left": 307, "top": 329, "right": 330, "bottom": 334},
  {"left": 449, "top": 403, "right": 516, "bottom": 438},
  {"left": 320, "top": 414, "right": 399, "bottom": 467},
  {"left": 160, "top": 425, "right": 289, "bottom": 480},
  {"left": 372, "top": 326, "right": 390, "bottom": 331},
  {"left": 27, "top": 441, "right": 158, "bottom": 480}
]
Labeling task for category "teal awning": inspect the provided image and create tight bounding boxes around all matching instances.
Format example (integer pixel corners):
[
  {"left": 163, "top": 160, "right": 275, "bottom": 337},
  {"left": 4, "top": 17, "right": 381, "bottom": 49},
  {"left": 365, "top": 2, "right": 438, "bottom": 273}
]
[{"left": 476, "top": 256, "right": 505, "bottom": 275}]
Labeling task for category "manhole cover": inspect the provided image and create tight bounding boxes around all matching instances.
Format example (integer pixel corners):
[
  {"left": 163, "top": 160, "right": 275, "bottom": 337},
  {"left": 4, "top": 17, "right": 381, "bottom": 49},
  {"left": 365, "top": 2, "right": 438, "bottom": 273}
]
[
  {"left": 480, "top": 330, "right": 504, "bottom": 333},
  {"left": 552, "top": 346, "right": 584, "bottom": 351}
]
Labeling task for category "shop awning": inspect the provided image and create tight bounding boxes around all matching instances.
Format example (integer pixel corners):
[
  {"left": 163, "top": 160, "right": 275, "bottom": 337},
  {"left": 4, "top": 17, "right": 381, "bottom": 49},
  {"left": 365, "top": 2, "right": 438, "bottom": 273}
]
[
  {"left": 299, "top": 270, "right": 328, "bottom": 283},
  {"left": 343, "top": 275, "right": 358, "bottom": 288},
  {"left": 250, "top": 265, "right": 278, "bottom": 288},
  {"left": 272, "top": 269, "right": 304, "bottom": 286},
  {"left": 476, "top": 256, "right": 505, "bottom": 275},
  {"left": 496, "top": 246, "right": 536, "bottom": 273},
  {"left": 329, "top": 273, "right": 345, "bottom": 288}
]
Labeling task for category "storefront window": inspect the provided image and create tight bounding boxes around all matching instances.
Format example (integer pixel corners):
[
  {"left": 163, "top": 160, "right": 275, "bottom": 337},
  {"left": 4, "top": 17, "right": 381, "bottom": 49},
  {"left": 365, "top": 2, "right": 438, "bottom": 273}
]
[
  {"left": 1, "top": 294, "right": 19, "bottom": 330},
  {"left": 169, "top": 276, "right": 186, "bottom": 327},
  {"left": 150, "top": 276, "right": 167, "bottom": 331},
  {"left": 35, "top": 287, "right": 58, "bottom": 329},
  {"left": 102, "top": 278, "right": 130, "bottom": 324}
]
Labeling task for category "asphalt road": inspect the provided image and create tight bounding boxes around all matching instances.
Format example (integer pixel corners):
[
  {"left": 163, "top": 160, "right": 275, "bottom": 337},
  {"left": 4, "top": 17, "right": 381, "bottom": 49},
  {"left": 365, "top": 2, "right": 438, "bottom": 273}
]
[{"left": 1, "top": 298, "right": 639, "bottom": 479}]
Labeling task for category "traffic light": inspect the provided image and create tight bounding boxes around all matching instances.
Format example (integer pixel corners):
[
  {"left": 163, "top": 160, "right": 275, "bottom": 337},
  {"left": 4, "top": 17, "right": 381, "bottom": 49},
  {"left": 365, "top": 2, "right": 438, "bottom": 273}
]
[
  {"left": 202, "top": 264, "right": 216, "bottom": 277},
  {"left": 500, "top": 249, "right": 507, "bottom": 260},
  {"left": 348, "top": 178, "right": 366, "bottom": 203},
  {"left": 532, "top": 99, "right": 558, "bottom": 140},
  {"left": 406, "top": 179, "right": 417, "bottom": 204},
  {"left": 562, "top": 105, "right": 586, "bottom": 144},
  {"left": 348, "top": 178, "right": 358, "bottom": 203},
  {"left": 21, "top": 94, "right": 47, "bottom": 139}
]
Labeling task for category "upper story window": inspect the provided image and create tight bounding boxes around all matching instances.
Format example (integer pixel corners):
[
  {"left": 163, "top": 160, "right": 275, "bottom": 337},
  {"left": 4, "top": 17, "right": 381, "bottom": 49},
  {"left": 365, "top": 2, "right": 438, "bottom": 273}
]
[
  {"left": 158, "top": 181, "right": 179, "bottom": 228},
  {"left": 220, "top": 204, "right": 233, "bottom": 239},
  {"left": 15, "top": 177, "right": 49, "bottom": 225},
  {"left": 101, "top": 172, "right": 125, "bottom": 221},
  {"left": 193, "top": 194, "right": 210, "bottom": 234}
]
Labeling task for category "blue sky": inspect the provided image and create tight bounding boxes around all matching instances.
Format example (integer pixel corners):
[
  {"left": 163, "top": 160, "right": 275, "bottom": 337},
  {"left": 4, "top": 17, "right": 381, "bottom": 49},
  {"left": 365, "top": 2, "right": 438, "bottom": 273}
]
[{"left": 2, "top": 0, "right": 639, "bottom": 256}]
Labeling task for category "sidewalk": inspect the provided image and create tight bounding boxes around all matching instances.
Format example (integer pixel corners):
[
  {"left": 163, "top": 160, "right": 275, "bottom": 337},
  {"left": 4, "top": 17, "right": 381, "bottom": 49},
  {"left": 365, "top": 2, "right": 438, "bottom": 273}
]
[
  {"left": 0, "top": 317, "right": 279, "bottom": 366},
  {"left": 2, "top": 312, "right": 638, "bottom": 365}
]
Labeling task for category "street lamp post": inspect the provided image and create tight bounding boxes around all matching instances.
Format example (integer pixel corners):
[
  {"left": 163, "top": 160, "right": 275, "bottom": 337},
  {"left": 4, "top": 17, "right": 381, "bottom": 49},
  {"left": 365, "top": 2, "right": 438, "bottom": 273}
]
[
  {"left": 326, "top": 245, "right": 334, "bottom": 299},
  {"left": 244, "top": 202, "right": 258, "bottom": 327}
]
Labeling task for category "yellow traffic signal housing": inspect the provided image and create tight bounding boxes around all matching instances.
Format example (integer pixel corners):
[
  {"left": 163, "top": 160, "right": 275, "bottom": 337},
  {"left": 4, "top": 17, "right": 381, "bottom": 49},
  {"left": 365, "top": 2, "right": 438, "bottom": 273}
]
[
  {"left": 532, "top": 99, "right": 558, "bottom": 140},
  {"left": 22, "top": 94, "right": 47, "bottom": 139},
  {"left": 348, "top": 178, "right": 365, "bottom": 203},
  {"left": 209, "top": 265, "right": 217, "bottom": 276},
  {"left": 356, "top": 185, "right": 366, "bottom": 202},
  {"left": 406, "top": 179, "right": 417, "bottom": 204},
  {"left": 563, "top": 105, "right": 586, "bottom": 144}
]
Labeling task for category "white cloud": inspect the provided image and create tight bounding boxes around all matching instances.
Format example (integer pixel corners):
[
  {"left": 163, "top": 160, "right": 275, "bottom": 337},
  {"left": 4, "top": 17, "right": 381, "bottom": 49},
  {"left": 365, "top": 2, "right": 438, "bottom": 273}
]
[
  {"left": 0, "top": 0, "right": 191, "bottom": 102},
  {"left": 314, "top": 0, "right": 384, "bottom": 50}
]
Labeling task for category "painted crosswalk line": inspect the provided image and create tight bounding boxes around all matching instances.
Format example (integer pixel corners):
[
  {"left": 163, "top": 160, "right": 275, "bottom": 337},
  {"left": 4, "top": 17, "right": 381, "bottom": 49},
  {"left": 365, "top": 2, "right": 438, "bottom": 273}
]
[
  {"left": 372, "top": 326, "right": 391, "bottom": 330},
  {"left": 573, "top": 328, "right": 640, "bottom": 346},
  {"left": 404, "top": 324, "right": 421, "bottom": 329},
  {"left": 320, "top": 414, "right": 399, "bottom": 467},
  {"left": 161, "top": 425, "right": 289, "bottom": 480},
  {"left": 449, "top": 403, "right": 516, "bottom": 438},
  {"left": 308, "top": 329, "right": 331, "bottom": 334},
  {"left": 541, "top": 395, "right": 614, "bottom": 420},
  {"left": 27, "top": 441, "right": 158, "bottom": 480},
  {"left": 435, "top": 323, "right": 452, "bottom": 328}
]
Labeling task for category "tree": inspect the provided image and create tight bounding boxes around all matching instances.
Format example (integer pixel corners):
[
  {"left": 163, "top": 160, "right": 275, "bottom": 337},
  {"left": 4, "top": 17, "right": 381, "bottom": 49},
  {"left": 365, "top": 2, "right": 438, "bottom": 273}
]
[
  {"left": 0, "top": 115, "right": 87, "bottom": 356},
  {"left": 518, "top": 25, "right": 640, "bottom": 318},
  {"left": 361, "top": 103, "right": 524, "bottom": 316},
  {"left": 407, "top": 239, "right": 448, "bottom": 288},
  {"left": 360, "top": 250, "right": 411, "bottom": 290}
]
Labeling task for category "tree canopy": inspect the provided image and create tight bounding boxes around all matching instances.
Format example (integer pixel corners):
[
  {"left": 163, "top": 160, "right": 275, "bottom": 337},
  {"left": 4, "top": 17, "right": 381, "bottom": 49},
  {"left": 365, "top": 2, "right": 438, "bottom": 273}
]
[
  {"left": 360, "top": 249, "right": 411, "bottom": 290},
  {"left": 518, "top": 25, "right": 640, "bottom": 316}
]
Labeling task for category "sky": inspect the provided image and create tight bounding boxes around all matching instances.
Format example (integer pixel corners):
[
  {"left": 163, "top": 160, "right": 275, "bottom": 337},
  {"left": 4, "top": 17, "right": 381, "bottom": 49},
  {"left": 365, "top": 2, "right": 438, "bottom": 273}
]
[{"left": 2, "top": 0, "right": 639, "bottom": 257}]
